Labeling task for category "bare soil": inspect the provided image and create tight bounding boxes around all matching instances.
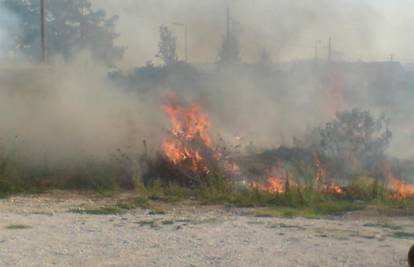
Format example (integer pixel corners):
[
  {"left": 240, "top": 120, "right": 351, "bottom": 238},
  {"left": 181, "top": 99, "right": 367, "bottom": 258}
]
[{"left": 0, "top": 192, "right": 413, "bottom": 267}]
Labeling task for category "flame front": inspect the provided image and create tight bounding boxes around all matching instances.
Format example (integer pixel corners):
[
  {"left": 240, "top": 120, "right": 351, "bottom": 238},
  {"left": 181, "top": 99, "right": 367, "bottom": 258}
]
[
  {"left": 162, "top": 93, "right": 214, "bottom": 173},
  {"left": 251, "top": 176, "right": 286, "bottom": 193},
  {"left": 314, "top": 156, "right": 344, "bottom": 194},
  {"left": 388, "top": 175, "right": 414, "bottom": 198},
  {"left": 384, "top": 163, "right": 414, "bottom": 199},
  {"left": 322, "top": 183, "right": 344, "bottom": 195}
]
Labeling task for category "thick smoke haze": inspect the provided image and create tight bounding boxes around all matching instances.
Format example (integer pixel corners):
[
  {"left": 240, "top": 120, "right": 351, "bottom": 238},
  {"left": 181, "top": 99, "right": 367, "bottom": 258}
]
[
  {"left": 0, "top": 0, "right": 413, "bottom": 165},
  {"left": 94, "top": 0, "right": 414, "bottom": 68},
  {"left": 0, "top": 6, "right": 19, "bottom": 60},
  {"left": 0, "top": 55, "right": 167, "bottom": 163}
]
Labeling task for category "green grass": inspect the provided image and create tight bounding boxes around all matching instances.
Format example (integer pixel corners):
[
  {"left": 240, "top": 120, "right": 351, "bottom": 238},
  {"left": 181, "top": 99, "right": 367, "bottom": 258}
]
[
  {"left": 148, "top": 209, "right": 166, "bottom": 215},
  {"left": 255, "top": 201, "right": 365, "bottom": 218},
  {"left": 68, "top": 196, "right": 152, "bottom": 215},
  {"left": 116, "top": 197, "right": 149, "bottom": 210},
  {"left": 391, "top": 231, "right": 414, "bottom": 240},
  {"left": 368, "top": 198, "right": 414, "bottom": 216},
  {"left": 1, "top": 153, "right": 413, "bottom": 220},
  {"left": 137, "top": 220, "right": 157, "bottom": 227},
  {"left": 6, "top": 224, "right": 31, "bottom": 230},
  {"left": 0, "top": 151, "right": 138, "bottom": 195},
  {"left": 363, "top": 223, "right": 403, "bottom": 231},
  {"left": 68, "top": 207, "right": 123, "bottom": 215}
]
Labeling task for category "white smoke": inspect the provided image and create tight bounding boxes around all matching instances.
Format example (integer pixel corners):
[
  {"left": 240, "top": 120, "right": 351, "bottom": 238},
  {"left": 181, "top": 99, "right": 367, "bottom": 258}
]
[{"left": 0, "top": 3, "right": 20, "bottom": 61}]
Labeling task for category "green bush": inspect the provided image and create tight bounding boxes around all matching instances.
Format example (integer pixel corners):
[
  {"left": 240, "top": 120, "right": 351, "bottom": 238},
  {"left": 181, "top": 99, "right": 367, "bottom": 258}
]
[{"left": 346, "top": 176, "right": 385, "bottom": 200}]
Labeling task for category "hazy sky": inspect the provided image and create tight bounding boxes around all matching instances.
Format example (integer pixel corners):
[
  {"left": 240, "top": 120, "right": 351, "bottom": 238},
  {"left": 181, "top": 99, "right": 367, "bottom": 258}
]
[{"left": 92, "top": 0, "right": 414, "bottom": 68}]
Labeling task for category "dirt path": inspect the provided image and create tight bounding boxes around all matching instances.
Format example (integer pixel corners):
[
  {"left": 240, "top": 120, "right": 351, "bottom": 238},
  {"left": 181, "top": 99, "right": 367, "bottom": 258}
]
[{"left": 0, "top": 194, "right": 413, "bottom": 267}]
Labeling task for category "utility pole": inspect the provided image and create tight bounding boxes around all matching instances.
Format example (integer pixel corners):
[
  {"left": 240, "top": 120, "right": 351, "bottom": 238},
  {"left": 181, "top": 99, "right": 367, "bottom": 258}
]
[
  {"left": 184, "top": 24, "right": 188, "bottom": 62},
  {"left": 226, "top": 7, "right": 231, "bottom": 41},
  {"left": 40, "top": 0, "right": 47, "bottom": 63},
  {"left": 389, "top": 54, "right": 394, "bottom": 93},
  {"left": 80, "top": 5, "right": 86, "bottom": 43},
  {"left": 327, "top": 37, "right": 332, "bottom": 63},
  {"left": 314, "top": 40, "right": 321, "bottom": 62}
]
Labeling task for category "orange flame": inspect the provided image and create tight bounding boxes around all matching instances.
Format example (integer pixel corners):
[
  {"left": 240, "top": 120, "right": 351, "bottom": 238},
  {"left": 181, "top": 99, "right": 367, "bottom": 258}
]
[
  {"left": 251, "top": 176, "right": 285, "bottom": 193},
  {"left": 384, "top": 163, "right": 414, "bottom": 199},
  {"left": 389, "top": 176, "right": 414, "bottom": 199},
  {"left": 314, "top": 155, "right": 344, "bottom": 194},
  {"left": 322, "top": 183, "right": 344, "bottom": 195},
  {"left": 162, "top": 92, "right": 214, "bottom": 173}
]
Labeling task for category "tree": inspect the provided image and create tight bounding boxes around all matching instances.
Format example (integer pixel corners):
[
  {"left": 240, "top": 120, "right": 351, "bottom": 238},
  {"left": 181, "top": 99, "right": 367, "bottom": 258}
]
[
  {"left": 1, "top": 0, "right": 124, "bottom": 66},
  {"left": 217, "top": 30, "right": 240, "bottom": 67},
  {"left": 319, "top": 109, "right": 392, "bottom": 176},
  {"left": 156, "top": 25, "right": 178, "bottom": 66}
]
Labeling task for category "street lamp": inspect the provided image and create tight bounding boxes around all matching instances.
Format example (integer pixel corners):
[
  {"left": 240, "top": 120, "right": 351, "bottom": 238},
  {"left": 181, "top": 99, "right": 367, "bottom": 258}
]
[
  {"left": 173, "top": 22, "right": 188, "bottom": 63},
  {"left": 314, "top": 40, "right": 322, "bottom": 62},
  {"left": 40, "top": 0, "right": 47, "bottom": 63}
]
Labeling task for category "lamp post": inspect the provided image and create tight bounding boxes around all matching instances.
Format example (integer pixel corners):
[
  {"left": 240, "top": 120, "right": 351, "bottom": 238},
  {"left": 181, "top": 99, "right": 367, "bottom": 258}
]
[
  {"left": 314, "top": 40, "right": 322, "bottom": 62},
  {"left": 40, "top": 0, "right": 47, "bottom": 63},
  {"left": 173, "top": 22, "right": 188, "bottom": 62}
]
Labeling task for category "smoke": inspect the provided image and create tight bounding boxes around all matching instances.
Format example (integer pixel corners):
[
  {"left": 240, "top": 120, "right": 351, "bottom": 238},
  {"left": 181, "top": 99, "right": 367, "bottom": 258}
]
[
  {"left": 0, "top": 0, "right": 413, "bottom": 168},
  {"left": 0, "top": 54, "right": 168, "bottom": 163},
  {"left": 0, "top": 3, "right": 19, "bottom": 60},
  {"left": 92, "top": 0, "right": 414, "bottom": 67}
]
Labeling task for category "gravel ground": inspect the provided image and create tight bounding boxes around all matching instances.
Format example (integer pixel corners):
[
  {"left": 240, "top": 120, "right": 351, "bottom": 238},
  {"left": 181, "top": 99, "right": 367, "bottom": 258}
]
[{"left": 0, "top": 193, "right": 413, "bottom": 267}]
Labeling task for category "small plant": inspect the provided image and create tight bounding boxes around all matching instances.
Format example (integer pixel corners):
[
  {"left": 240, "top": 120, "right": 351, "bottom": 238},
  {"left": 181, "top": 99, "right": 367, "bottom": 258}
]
[
  {"left": 68, "top": 207, "right": 122, "bottom": 215},
  {"left": 137, "top": 220, "right": 157, "bottom": 228},
  {"left": 363, "top": 223, "right": 403, "bottom": 231},
  {"left": 392, "top": 231, "right": 414, "bottom": 240},
  {"left": 6, "top": 224, "right": 31, "bottom": 230},
  {"left": 148, "top": 209, "right": 166, "bottom": 215},
  {"left": 116, "top": 197, "right": 149, "bottom": 210}
]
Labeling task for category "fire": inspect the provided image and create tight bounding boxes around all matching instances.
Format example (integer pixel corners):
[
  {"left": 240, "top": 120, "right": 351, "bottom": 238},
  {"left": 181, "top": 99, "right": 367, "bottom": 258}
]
[
  {"left": 251, "top": 157, "right": 345, "bottom": 195},
  {"left": 314, "top": 155, "right": 344, "bottom": 194},
  {"left": 384, "top": 163, "right": 414, "bottom": 199},
  {"left": 314, "top": 156, "right": 326, "bottom": 185},
  {"left": 251, "top": 176, "right": 285, "bottom": 193},
  {"left": 323, "top": 183, "right": 344, "bottom": 195},
  {"left": 162, "top": 92, "right": 215, "bottom": 173},
  {"left": 163, "top": 96, "right": 211, "bottom": 147},
  {"left": 388, "top": 176, "right": 414, "bottom": 199}
]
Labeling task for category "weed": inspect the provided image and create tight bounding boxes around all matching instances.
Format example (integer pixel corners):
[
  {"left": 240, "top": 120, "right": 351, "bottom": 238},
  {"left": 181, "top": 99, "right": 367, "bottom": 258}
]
[
  {"left": 363, "top": 223, "right": 403, "bottom": 231},
  {"left": 391, "top": 231, "right": 414, "bottom": 240},
  {"left": 6, "top": 224, "right": 31, "bottom": 230},
  {"left": 68, "top": 207, "right": 122, "bottom": 215},
  {"left": 116, "top": 197, "right": 149, "bottom": 210},
  {"left": 137, "top": 220, "right": 156, "bottom": 227},
  {"left": 148, "top": 209, "right": 166, "bottom": 215},
  {"left": 255, "top": 201, "right": 364, "bottom": 218}
]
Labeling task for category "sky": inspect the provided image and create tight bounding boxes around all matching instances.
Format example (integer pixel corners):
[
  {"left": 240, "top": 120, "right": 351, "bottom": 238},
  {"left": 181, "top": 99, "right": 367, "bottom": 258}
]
[{"left": 90, "top": 1, "right": 414, "bottom": 68}]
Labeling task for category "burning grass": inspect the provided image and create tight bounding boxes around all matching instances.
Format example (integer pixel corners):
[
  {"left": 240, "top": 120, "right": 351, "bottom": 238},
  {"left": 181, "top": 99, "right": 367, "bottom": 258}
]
[
  {"left": 141, "top": 91, "right": 233, "bottom": 189},
  {"left": 0, "top": 93, "right": 413, "bottom": 218}
]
